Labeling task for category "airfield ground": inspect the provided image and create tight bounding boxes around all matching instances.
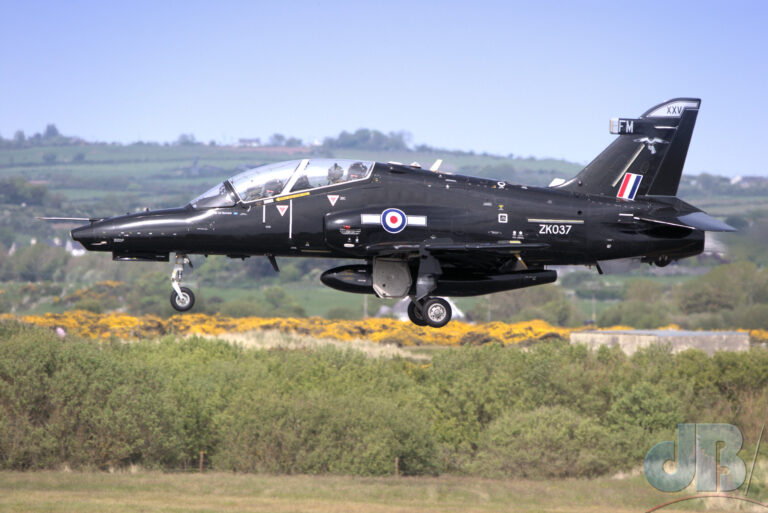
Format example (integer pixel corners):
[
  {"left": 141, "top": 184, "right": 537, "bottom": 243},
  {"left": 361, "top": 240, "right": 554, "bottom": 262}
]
[{"left": 0, "top": 470, "right": 743, "bottom": 513}]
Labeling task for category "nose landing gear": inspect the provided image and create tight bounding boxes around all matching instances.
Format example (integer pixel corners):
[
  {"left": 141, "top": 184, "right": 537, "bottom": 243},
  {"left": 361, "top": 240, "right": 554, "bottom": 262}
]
[
  {"left": 654, "top": 255, "right": 671, "bottom": 267},
  {"left": 170, "top": 253, "right": 195, "bottom": 312},
  {"left": 407, "top": 297, "right": 452, "bottom": 328}
]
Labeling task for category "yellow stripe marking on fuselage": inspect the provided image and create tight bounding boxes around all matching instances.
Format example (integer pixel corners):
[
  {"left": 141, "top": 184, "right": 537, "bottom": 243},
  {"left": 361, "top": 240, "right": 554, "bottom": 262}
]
[{"left": 276, "top": 191, "right": 310, "bottom": 201}]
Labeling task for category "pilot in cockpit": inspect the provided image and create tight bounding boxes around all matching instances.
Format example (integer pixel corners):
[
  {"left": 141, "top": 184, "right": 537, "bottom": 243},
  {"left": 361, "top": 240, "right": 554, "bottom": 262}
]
[
  {"left": 261, "top": 179, "right": 284, "bottom": 198},
  {"left": 347, "top": 162, "right": 366, "bottom": 180},
  {"left": 328, "top": 163, "right": 345, "bottom": 184}
]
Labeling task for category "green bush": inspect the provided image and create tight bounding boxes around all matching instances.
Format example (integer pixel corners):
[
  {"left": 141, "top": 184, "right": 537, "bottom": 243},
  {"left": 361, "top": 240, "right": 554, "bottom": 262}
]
[
  {"left": 1, "top": 320, "right": 768, "bottom": 478},
  {"left": 0, "top": 323, "right": 61, "bottom": 469},
  {"left": 0, "top": 325, "right": 186, "bottom": 469},
  {"left": 472, "top": 406, "right": 616, "bottom": 478},
  {"left": 731, "top": 304, "right": 768, "bottom": 329},
  {"left": 325, "top": 307, "right": 358, "bottom": 320},
  {"left": 73, "top": 298, "right": 103, "bottom": 313},
  {"left": 214, "top": 392, "right": 439, "bottom": 475},
  {"left": 46, "top": 342, "right": 185, "bottom": 468},
  {"left": 218, "top": 287, "right": 306, "bottom": 318},
  {"left": 597, "top": 300, "right": 669, "bottom": 328},
  {"left": 218, "top": 298, "right": 269, "bottom": 317},
  {"left": 678, "top": 262, "right": 760, "bottom": 314},
  {"left": 468, "top": 284, "right": 578, "bottom": 325}
]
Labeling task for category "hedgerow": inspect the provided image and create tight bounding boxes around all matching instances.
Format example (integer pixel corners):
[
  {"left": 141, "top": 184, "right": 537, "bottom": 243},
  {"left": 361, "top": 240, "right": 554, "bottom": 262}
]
[{"left": 1, "top": 319, "right": 767, "bottom": 477}]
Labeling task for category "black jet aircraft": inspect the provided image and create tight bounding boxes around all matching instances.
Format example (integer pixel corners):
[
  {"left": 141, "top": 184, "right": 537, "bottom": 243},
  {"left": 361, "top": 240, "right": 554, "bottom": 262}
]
[{"left": 68, "top": 98, "right": 734, "bottom": 328}]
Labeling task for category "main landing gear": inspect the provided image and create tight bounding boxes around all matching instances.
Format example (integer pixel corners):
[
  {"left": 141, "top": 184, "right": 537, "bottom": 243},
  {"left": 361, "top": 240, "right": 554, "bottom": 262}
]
[
  {"left": 404, "top": 246, "right": 452, "bottom": 328},
  {"left": 407, "top": 297, "right": 452, "bottom": 328},
  {"left": 170, "top": 253, "right": 195, "bottom": 312}
]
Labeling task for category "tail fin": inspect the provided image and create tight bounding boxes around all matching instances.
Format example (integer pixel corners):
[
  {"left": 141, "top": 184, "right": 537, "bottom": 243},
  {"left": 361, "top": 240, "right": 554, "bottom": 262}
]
[{"left": 557, "top": 98, "right": 700, "bottom": 198}]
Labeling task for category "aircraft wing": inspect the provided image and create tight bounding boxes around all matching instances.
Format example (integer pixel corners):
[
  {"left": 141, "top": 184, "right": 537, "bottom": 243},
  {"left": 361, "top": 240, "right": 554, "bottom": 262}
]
[{"left": 365, "top": 240, "right": 549, "bottom": 256}]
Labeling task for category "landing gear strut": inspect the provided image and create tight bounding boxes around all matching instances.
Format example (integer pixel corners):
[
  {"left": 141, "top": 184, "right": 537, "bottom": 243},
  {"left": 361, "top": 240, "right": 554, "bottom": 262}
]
[
  {"left": 170, "top": 253, "right": 195, "bottom": 312},
  {"left": 405, "top": 246, "right": 452, "bottom": 328},
  {"left": 408, "top": 297, "right": 452, "bottom": 328}
]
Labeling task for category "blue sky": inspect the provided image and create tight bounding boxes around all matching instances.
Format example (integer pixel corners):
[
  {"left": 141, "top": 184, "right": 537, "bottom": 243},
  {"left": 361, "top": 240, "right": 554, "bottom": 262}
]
[{"left": 1, "top": 0, "right": 766, "bottom": 176}]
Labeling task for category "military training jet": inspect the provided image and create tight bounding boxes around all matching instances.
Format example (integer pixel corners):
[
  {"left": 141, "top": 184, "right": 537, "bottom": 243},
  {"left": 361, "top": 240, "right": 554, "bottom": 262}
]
[{"left": 67, "top": 98, "right": 734, "bottom": 328}]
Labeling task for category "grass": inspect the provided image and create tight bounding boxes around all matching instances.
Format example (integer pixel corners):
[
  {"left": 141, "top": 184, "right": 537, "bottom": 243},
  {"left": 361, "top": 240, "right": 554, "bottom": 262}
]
[{"left": 0, "top": 471, "right": 742, "bottom": 513}]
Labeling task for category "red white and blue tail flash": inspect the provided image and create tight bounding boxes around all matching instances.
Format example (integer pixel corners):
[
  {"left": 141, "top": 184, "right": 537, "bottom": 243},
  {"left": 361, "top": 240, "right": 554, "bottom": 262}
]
[{"left": 617, "top": 173, "right": 643, "bottom": 200}]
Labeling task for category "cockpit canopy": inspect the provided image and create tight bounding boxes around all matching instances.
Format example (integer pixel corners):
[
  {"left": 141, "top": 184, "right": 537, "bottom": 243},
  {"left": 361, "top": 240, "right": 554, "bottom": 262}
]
[{"left": 190, "top": 159, "right": 374, "bottom": 209}]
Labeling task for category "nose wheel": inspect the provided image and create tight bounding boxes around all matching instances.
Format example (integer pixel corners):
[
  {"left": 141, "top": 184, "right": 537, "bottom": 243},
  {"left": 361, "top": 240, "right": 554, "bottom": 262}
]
[
  {"left": 170, "top": 254, "right": 196, "bottom": 312},
  {"left": 408, "top": 297, "right": 452, "bottom": 328}
]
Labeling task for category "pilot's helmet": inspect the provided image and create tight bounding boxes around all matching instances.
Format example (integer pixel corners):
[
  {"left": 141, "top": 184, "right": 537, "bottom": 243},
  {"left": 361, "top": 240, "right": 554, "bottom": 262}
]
[
  {"left": 347, "top": 162, "right": 366, "bottom": 180},
  {"left": 264, "top": 179, "right": 283, "bottom": 196},
  {"left": 328, "top": 163, "right": 344, "bottom": 183}
]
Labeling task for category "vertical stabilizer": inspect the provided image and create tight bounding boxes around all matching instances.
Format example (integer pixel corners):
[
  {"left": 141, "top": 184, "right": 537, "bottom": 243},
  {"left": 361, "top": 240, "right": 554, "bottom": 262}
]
[{"left": 557, "top": 98, "right": 700, "bottom": 198}]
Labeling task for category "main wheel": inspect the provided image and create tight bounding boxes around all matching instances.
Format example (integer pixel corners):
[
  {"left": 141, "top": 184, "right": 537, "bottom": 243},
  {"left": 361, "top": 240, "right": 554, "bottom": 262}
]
[
  {"left": 407, "top": 301, "right": 428, "bottom": 326},
  {"left": 170, "top": 287, "right": 195, "bottom": 312},
  {"left": 422, "top": 297, "right": 452, "bottom": 328},
  {"left": 655, "top": 255, "right": 671, "bottom": 267}
]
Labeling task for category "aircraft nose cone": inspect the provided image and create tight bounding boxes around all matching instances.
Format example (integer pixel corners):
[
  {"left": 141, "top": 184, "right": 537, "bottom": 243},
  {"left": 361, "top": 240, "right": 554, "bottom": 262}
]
[
  {"left": 70, "top": 225, "right": 93, "bottom": 243},
  {"left": 71, "top": 224, "right": 112, "bottom": 250}
]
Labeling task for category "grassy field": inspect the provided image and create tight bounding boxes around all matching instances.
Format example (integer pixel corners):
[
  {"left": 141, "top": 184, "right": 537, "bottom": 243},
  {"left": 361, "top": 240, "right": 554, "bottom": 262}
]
[{"left": 0, "top": 471, "right": 744, "bottom": 513}]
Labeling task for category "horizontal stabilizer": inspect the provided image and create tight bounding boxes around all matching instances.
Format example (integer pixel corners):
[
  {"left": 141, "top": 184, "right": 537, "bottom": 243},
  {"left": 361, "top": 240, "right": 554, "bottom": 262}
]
[
  {"left": 677, "top": 212, "right": 736, "bottom": 232},
  {"left": 637, "top": 212, "right": 736, "bottom": 232}
]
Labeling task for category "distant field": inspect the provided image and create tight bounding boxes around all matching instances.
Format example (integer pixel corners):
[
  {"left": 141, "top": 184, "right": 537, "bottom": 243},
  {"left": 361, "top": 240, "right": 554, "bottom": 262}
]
[
  {"left": 0, "top": 471, "right": 740, "bottom": 513},
  {"left": 0, "top": 143, "right": 582, "bottom": 210},
  {"left": 684, "top": 194, "right": 768, "bottom": 216},
  {"left": 202, "top": 282, "right": 392, "bottom": 318}
]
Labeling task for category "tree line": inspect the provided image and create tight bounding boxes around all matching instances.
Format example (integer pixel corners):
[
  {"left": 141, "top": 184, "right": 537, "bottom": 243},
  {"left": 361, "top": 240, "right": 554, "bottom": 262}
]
[{"left": 0, "top": 124, "right": 85, "bottom": 149}]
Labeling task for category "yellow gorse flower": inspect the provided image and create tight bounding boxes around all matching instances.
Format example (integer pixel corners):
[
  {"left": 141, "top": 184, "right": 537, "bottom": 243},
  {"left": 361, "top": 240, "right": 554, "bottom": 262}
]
[
  {"left": 8, "top": 312, "right": 754, "bottom": 346},
  {"left": 1, "top": 312, "right": 576, "bottom": 346}
]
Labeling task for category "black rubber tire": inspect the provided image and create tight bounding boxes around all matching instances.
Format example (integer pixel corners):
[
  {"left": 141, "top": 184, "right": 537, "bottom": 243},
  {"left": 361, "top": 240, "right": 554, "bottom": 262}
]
[
  {"left": 422, "top": 297, "right": 452, "bottom": 328},
  {"left": 407, "top": 301, "right": 428, "bottom": 327},
  {"left": 170, "top": 286, "right": 195, "bottom": 312}
]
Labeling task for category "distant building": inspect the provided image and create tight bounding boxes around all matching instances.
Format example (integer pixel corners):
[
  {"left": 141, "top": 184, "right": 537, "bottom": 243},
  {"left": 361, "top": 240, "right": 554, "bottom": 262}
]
[
  {"left": 730, "top": 175, "right": 768, "bottom": 188},
  {"left": 238, "top": 138, "right": 262, "bottom": 147},
  {"left": 65, "top": 240, "right": 86, "bottom": 257}
]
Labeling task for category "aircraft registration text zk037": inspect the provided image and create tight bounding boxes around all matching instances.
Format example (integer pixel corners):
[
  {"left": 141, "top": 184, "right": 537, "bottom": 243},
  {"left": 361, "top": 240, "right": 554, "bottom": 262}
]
[{"left": 539, "top": 224, "right": 572, "bottom": 235}]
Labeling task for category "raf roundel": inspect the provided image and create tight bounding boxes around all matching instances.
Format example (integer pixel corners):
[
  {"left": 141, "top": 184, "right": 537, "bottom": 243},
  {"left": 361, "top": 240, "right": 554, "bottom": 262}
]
[{"left": 381, "top": 208, "right": 407, "bottom": 233}]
